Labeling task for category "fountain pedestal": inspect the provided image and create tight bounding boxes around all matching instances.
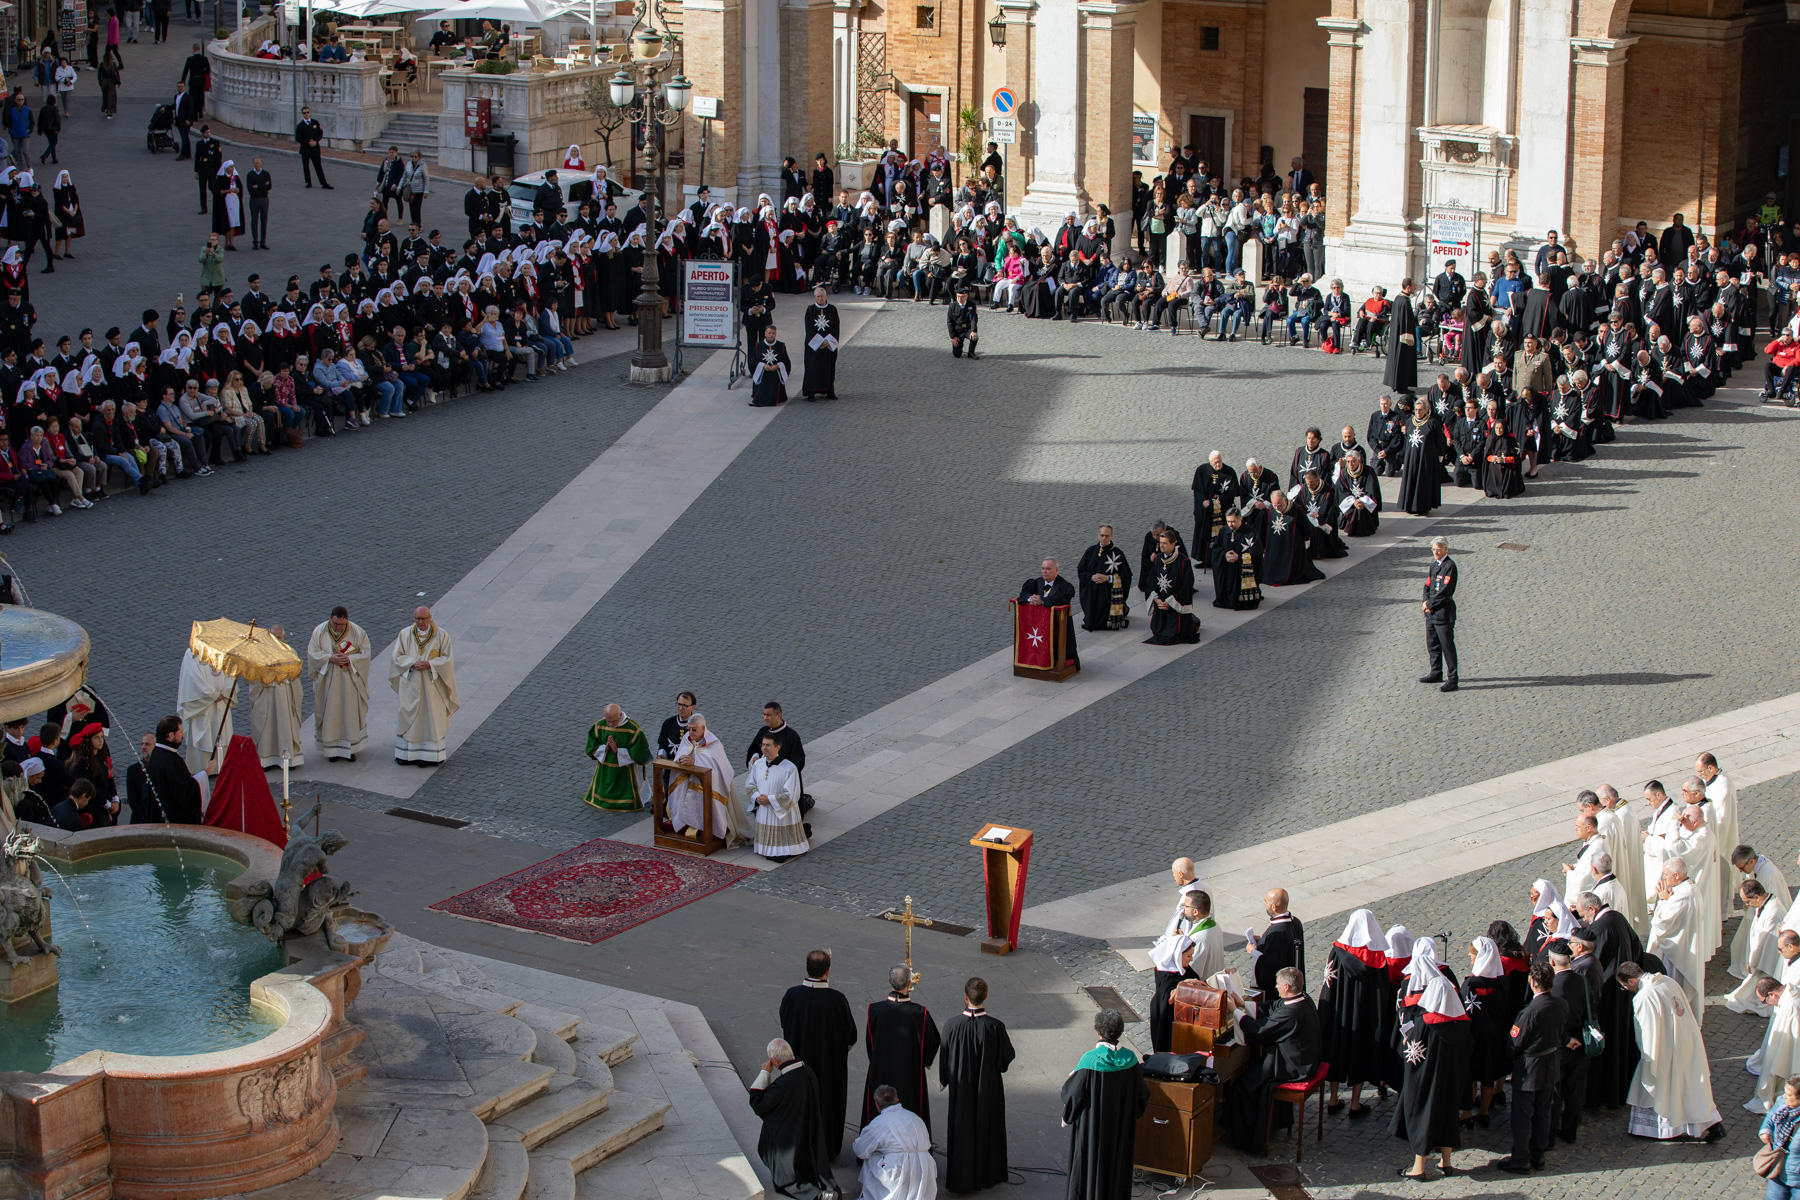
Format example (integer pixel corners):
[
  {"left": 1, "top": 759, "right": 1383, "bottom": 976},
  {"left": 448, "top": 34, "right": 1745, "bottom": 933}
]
[{"left": 2, "top": 904, "right": 55, "bottom": 1001}]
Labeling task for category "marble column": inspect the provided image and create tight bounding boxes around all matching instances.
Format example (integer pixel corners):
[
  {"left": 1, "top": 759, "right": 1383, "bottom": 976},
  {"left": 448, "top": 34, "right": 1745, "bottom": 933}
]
[
  {"left": 1512, "top": 0, "right": 1573, "bottom": 244},
  {"left": 1567, "top": 35, "right": 1635, "bottom": 260},
  {"left": 999, "top": 0, "right": 1037, "bottom": 212},
  {"left": 1014, "top": 0, "right": 1088, "bottom": 231},
  {"left": 685, "top": 0, "right": 743, "bottom": 204},
  {"left": 1324, "top": 0, "right": 1423, "bottom": 294},
  {"left": 1080, "top": 1, "right": 1137, "bottom": 258},
  {"left": 832, "top": 0, "right": 862, "bottom": 156},
  {"left": 739, "top": 0, "right": 783, "bottom": 199}
]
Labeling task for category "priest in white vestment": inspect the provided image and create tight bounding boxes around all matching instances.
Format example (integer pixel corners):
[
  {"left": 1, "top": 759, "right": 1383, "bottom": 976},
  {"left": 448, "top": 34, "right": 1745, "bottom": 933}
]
[
  {"left": 176, "top": 648, "right": 234, "bottom": 775},
  {"left": 387, "top": 607, "right": 459, "bottom": 765},
  {"left": 1563, "top": 811, "right": 1605, "bottom": 907},
  {"left": 1622, "top": 965, "right": 1722, "bottom": 1140},
  {"left": 1670, "top": 803, "right": 1721, "bottom": 960},
  {"left": 1725, "top": 881, "right": 1787, "bottom": 1016},
  {"left": 665, "top": 712, "right": 746, "bottom": 843},
  {"left": 307, "top": 608, "right": 370, "bottom": 761},
  {"left": 247, "top": 627, "right": 305, "bottom": 767},
  {"left": 1641, "top": 782, "right": 1683, "bottom": 909},
  {"left": 1732, "top": 847, "right": 1792, "bottom": 977},
  {"left": 854, "top": 1086, "right": 937, "bottom": 1200},
  {"left": 1698, "top": 755, "right": 1739, "bottom": 911},
  {"left": 1646, "top": 859, "right": 1707, "bottom": 1022},
  {"left": 1750, "top": 934, "right": 1800, "bottom": 1112},
  {"left": 745, "top": 732, "right": 807, "bottom": 860},
  {"left": 1591, "top": 852, "right": 1628, "bottom": 916},
  {"left": 1598, "top": 786, "right": 1649, "bottom": 936}
]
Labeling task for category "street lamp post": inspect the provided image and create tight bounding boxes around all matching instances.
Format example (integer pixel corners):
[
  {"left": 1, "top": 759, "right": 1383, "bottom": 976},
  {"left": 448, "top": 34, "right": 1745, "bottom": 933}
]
[{"left": 610, "top": 33, "right": 691, "bottom": 383}]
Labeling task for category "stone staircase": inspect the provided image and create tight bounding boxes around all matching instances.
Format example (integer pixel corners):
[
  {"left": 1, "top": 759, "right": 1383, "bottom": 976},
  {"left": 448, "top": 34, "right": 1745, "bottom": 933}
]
[
  {"left": 222, "top": 933, "right": 762, "bottom": 1200},
  {"left": 375, "top": 112, "right": 443, "bottom": 165}
]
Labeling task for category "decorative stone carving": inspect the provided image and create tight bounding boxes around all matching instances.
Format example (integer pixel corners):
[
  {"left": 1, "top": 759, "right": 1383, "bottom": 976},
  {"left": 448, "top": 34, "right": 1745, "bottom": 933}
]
[
  {"left": 1, "top": 830, "right": 59, "bottom": 967},
  {"left": 1417, "top": 124, "right": 1515, "bottom": 215},
  {"left": 237, "top": 1054, "right": 323, "bottom": 1133},
  {"left": 229, "top": 803, "right": 356, "bottom": 945}
]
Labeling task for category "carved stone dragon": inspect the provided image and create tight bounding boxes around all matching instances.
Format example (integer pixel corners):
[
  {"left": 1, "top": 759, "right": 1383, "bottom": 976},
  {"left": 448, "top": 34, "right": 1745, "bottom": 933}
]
[
  {"left": 228, "top": 804, "right": 356, "bottom": 944},
  {"left": 1, "top": 831, "right": 59, "bottom": 966}
]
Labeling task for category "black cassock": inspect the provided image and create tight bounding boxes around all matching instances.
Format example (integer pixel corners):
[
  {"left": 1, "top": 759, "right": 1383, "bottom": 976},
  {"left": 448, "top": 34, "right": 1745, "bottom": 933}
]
[
  {"left": 1396, "top": 417, "right": 1445, "bottom": 515},
  {"left": 938, "top": 1009, "right": 1016, "bottom": 1192},
  {"left": 1018, "top": 575, "right": 1078, "bottom": 666},
  {"left": 750, "top": 1063, "right": 836, "bottom": 1200},
  {"left": 1076, "top": 542, "right": 1132, "bottom": 632},
  {"left": 1143, "top": 549, "right": 1200, "bottom": 644},
  {"left": 143, "top": 743, "right": 203, "bottom": 823},
  {"left": 800, "top": 303, "right": 840, "bottom": 399},
  {"left": 1318, "top": 942, "right": 1394, "bottom": 1089},
  {"left": 1138, "top": 527, "right": 1187, "bottom": 604},
  {"left": 1390, "top": 1014, "right": 1471, "bottom": 1154},
  {"left": 1227, "top": 994, "right": 1321, "bottom": 1154},
  {"left": 1190, "top": 461, "right": 1238, "bottom": 563},
  {"left": 1461, "top": 975, "right": 1511, "bottom": 1086},
  {"left": 1060, "top": 1046, "right": 1147, "bottom": 1200},
  {"left": 1260, "top": 505, "right": 1324, "bottom": 587},
  {"left": 1334, "top": 464, "right": 1382, "bottom": 536},
  {"left": 779, "top": 982, "right": 858, "bottom": 1159},
  {"left": 1298, "top": 482, "right": 1347, "bottom": 559},
  {"left": 1209, "top": 526, "right": 1261, "bottom": 610},
  {"left": 1383, "top": 295, "right": 1420, "bottom": 391},
  {"left": 1253, "top": 914, "right": 1305, "bottom": 994},
  {"left": 1585, "top": 908, "right": 1644, "bottom": 1108},
  {"left": 862, "top": 996, "right": 940, "bottom": 1126},
  {"left": 1481, "top": 432, "right": 1526, "bottom": 498},
  {"left": 751, "top": 339, "right": 791, "bottom": 407}
]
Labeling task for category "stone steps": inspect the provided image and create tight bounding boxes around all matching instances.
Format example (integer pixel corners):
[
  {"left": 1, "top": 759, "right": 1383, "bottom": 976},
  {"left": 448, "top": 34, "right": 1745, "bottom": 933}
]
[
  {"left": 490, "top": 1076, "right": 615, "bottom": 1150},
  {"left": 378, "top": 112, "right": 442, "bottom": 164},
  {"left": 468, "top": 1140, "right": 530, "bottom": 1200},
  {"left": 526, "top": 1092, "right": 670, "bottom": 1200}
]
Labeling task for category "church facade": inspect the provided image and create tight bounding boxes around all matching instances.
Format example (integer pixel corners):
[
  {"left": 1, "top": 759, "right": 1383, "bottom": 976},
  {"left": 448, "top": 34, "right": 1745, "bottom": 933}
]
[{"left": 680, "top": 0, "right": 1800, "bottom": 289}]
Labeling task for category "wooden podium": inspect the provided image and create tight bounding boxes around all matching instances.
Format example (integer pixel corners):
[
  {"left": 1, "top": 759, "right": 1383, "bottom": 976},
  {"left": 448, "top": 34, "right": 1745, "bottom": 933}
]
[
  {"left": 969, "top": 823, "right": 1032, "bottom": 954},
  {"left": 650, "top": 758, "right": 727, "bottom": 856},
  {"left": 1009, "top": 599, "right": 1078, "bottom": 681}
]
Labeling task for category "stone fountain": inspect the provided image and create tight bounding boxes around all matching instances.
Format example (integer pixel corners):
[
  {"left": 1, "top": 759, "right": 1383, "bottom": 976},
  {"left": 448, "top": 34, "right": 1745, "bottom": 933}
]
[{"left": 0, "top": 606, "right": 393, "bottom": 1200}]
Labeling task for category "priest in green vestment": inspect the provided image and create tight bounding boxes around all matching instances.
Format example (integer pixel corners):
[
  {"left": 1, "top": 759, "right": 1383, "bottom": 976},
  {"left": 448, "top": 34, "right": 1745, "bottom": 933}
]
[{"left": 582, "top": 704, "right": 652, "bottom": 810}]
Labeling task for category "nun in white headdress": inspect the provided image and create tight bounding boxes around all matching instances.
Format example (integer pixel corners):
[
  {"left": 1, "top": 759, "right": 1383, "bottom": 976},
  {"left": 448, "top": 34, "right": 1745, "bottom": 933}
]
[
  {"left": 212, "top": 160, "right": 245, "bottom": 245},
  {"left": 1317, "top": 908, "right": 1392, "bottom": 1116},
  {"left": 1391, "top": 974, "right": 1471, "bottom": 1179},
  {"left": 1460, "top": 936, "right": 1511, "bottom": 1122}
]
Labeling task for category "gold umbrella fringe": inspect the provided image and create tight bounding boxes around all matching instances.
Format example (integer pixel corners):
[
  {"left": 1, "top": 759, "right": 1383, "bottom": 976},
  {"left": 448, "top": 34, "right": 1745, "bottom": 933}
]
[{"left": 189, "top": 619, "right": 303, "bottom": 686}]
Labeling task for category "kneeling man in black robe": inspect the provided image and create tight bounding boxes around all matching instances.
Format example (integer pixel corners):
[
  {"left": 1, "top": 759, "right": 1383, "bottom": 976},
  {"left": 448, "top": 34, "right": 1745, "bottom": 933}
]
[
  {"left": 1018, "top": 557, "right": 1078, "bottom": 666},
  {"left": 1062, "top": 1009, "right": 1147, "bottom": 1200},
  {"left": 750, "top": 1037, "right": 838, "bottom": 1200},
  {"left": 1225, "top": 966, "right": 1321, "bottom": 1154},
  {"left": 751, "top": 324, "right": 791, "bottom": 407}
]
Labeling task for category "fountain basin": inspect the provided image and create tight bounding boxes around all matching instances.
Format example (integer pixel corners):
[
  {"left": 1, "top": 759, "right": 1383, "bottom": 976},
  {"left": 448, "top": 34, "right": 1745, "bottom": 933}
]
[
  {"left": 1, "top": 825, "right": 370, "bottom": 1200},
  {"left": 0, "top": 607, "right": 90, "bottom": 723}
]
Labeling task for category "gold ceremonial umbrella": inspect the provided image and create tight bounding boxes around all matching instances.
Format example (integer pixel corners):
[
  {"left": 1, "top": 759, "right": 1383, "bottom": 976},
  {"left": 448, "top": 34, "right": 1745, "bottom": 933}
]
[{"left": 189, "top": 619, "right": 303, "bottom": 686}]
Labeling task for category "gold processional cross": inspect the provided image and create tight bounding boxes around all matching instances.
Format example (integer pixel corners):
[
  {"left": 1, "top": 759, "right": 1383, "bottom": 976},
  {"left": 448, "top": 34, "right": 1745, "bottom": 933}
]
[{"left": 898, "top": 895, "right": 923, "bottom": 987}]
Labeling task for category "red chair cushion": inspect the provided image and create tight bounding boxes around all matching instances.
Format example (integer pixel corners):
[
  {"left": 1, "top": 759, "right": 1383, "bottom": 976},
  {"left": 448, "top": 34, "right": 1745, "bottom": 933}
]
[{"left": 1273, "top": 1061, "right": 1330, "bottom": 1097}]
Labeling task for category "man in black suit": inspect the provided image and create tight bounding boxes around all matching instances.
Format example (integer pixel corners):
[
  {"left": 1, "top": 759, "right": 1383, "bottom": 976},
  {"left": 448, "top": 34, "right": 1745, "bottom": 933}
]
[
  {"left": 1018, "top": 556, "right": 1077, "bottom": 665},
  {"left": 193, "top": 124, "right": 222, "bottom": 214},
  {"left": 294, "top": 106, "right": 331, "bottom": 189},
  {"left": 1247, "top": 888, "right": 1305, "bottom": 994},
  {"left": 1546, "top": 940, "right": 1592, "bottom": 1145},
  {"left": 1495, "top": 962, "right": 1569, "bottom": 1173},
  {"left": 1287, "top": 157, "right": 1315, "bottom": 197},
  {"left": 172, "top": 80, "right": 198, "bottom": 159},
  {"left": 138, "top": 715, "right": 203, "bottom": 824},
  {"left": 1420, "top": 536, "right": 1458, "bottom": 691},
  {"left": 1224, "top": 967, "right": 1321, "bottom": 1154},
  {"left": 179, "top": 41, "right": 210, "bottom": 115},
  {"left": 375, "top": 146, "right": 405, "bottom": 219}
]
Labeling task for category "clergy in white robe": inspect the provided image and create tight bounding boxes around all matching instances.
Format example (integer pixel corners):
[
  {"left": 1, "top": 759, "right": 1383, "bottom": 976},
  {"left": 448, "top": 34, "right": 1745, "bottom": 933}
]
[
  {"left": 1698, "top": 756, "right": 1739, "bottom": 910},
  {"left": 387, "top": 608, "right": 459, "bottom": 765},
  {"left": 1591, "top": 853, "right": 1628, "bottom": 918},
  {"left": 176, "top": 648, "right": 234, "bottom": 775},
  {"left": 307, "top": 610, "right": 370, "bottom": 761},
  {"left": 1750, "top": 937, "right": 1800, "bottom": 1112},
  {"left": 1725, "top": 881, "right": 1786, "bottom": 1016},
  {"left": 854, "top": 1086, "right": 937, "bottom": 1200},
  {"left": 1563, "top": 815, "right": 1605, "bottom": 906},
  {"left": 1598, "top": 786, "right": 1649, "bottom": 936},
  {"left": 1670, "top": 804, "right": 1721, "bottom": 960},
  {"left": 1732, "top": 848, "right": 1793, "bottom": 977},
  {"left": 1622, "top": 965, "right": 1721, "bottom": 1139},
  {"left": 665, "top": 714, "right": 747, "bottom": 843},
  {"left": 1646, "top": 861, "right": 1707, "bottom": 1022},
  {"left": 248, "top": 677, "right": 305, "bottom": 768},
  {"left": 745, "top": 739, "right": 808, "bottom": 860},
  {"left": 1640, "top": 783, "right": 1683, "bottom": 908}
]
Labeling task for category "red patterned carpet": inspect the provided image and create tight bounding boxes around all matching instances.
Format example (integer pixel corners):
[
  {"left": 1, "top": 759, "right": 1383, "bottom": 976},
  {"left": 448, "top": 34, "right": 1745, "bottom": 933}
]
[{"left": 429, "top": 838, "right": 755, "bottom": 943}]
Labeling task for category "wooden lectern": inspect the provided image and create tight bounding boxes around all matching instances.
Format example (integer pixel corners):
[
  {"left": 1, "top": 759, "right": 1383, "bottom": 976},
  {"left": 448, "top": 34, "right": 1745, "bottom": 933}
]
[
  {"left": 650, "top": 758, "right": 727, "bottom": 856},
  {"left": 969, "top": 823, "right": 1033, "bottom": 954},
  {"left": 1009, "top": 599, "right": 1078, "bottom": 681}
]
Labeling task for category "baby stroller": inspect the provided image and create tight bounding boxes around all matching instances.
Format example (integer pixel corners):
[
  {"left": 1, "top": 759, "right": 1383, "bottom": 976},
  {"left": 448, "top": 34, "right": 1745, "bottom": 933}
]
[{"left": 146, "top": 105, "right": 176, "bottom": 154}]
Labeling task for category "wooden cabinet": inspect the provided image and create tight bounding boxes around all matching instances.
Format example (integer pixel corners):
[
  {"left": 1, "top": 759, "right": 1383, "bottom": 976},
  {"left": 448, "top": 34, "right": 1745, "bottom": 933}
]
[{"left": 1134, "top": 1079, "right": 1212, "bottom": 1179}]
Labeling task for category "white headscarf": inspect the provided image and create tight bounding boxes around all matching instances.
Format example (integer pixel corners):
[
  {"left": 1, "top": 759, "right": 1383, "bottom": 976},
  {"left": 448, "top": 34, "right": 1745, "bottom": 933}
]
[
  {"left": 1468, "top": 936, "right": 1503, "bottom": 979},
  {"left": 1404, "top": 938, "right": 1441, "bottom": 995},
  {"left": 1531, "top": 878, "right": 1571, "bottom": 931},
  {"left": 1385, "top": 924, "right": 1414, "bottom": 961},
  {"left": 1420, "top": 973, "right": 1467, "bottom": 1020},
  {"left": 54, "top": 170, "right": 70, "bottom": 190},
  {"left": 1337, "top": 909, "right": 1387, "bottom": 952}
]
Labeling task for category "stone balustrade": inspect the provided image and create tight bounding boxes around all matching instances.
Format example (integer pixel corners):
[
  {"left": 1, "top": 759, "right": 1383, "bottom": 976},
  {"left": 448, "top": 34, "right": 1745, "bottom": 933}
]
[
  {"left": 206, "top": 42, "right": 389, "bottom": 149},
  {"left": 437, "top": 63, "right": 614, "bottom": 176}
]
